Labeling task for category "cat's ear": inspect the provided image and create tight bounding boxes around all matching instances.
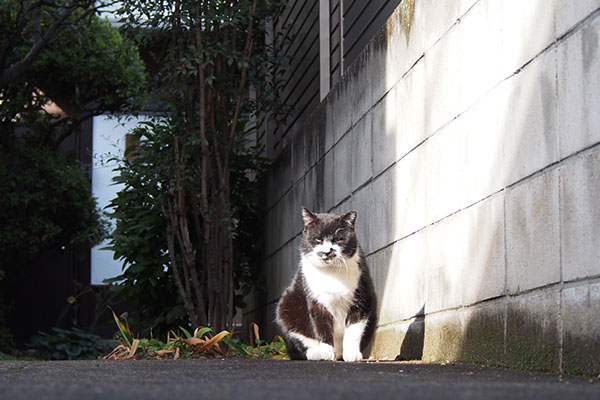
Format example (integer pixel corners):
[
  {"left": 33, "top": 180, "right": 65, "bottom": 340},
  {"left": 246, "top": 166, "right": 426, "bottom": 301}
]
[
  {"left": 301, "top": 207, "right": 318, "bottom": 230},
  {"left": 340, "top": 210, "right": 357, "bottom": 231}
]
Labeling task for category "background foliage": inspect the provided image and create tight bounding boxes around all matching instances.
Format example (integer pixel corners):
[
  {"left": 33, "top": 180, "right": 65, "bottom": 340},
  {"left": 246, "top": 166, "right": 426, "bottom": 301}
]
[
  {"left": 106, "top": 0, "right": 288, "bottom": 333},
  {"left": 106, "top": 117, "right": 270, "bottom": 336},
  {"left": 0, "top": 0, "right": 146, "bottom": 352},
  {"left": 0, "top": 146, "right": 107, "bottom": 262}
]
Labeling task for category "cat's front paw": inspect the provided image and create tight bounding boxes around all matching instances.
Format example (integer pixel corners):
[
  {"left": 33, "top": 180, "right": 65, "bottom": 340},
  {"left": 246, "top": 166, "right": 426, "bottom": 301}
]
[
  {"left": 306, "top": 343, "right": 335, "bottom": 361},
  {"left": 342, "top": 348, "right": 363, "bottom": 362}
]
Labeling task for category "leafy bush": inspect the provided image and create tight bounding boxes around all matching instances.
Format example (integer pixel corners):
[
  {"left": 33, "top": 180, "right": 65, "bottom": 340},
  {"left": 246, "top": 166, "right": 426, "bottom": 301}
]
[
  {"left": 28, "top": 328, "right": 112, "bottom": 360},
  {"left": 105, "top": 118, "right": 269, "bottom": 335},
  {"left": 0, "top": 145, "right": 108, "bottom": 262}
]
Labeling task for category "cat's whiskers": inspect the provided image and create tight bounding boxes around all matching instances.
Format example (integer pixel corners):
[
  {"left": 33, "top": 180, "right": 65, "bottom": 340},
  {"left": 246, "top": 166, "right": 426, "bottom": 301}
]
[{"left": 337, "top": 254, "right": 349, "bottom": 273}]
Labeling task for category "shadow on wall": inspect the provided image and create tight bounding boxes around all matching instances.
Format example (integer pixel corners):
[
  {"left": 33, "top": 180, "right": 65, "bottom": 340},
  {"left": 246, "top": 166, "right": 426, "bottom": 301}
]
[{"left": 395, "top": 305, "right": 425, "bottom": 361}]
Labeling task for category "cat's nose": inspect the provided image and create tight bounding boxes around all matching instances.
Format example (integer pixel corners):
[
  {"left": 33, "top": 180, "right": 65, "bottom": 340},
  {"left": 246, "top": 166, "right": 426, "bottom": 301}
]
[{"left": 318, "top": 249, "right": 335, "bottom": 260}]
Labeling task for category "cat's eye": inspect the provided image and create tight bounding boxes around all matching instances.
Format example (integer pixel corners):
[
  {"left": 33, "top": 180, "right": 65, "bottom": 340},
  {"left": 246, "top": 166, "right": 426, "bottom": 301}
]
[{"left": 314, "top": 238, "right": 322, "bottom": 243}]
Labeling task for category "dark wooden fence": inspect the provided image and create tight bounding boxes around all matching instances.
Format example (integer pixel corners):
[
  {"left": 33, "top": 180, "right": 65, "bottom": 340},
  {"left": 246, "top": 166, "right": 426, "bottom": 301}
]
[{"left": 265, "top": 0, "right": 401, "bottom": 157}]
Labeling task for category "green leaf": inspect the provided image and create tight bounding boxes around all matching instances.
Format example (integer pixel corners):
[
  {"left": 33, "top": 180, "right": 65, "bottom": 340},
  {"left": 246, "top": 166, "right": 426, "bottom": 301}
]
[
  {"left": 195, "top": 327, "right": 213, "bottom": 338},
  {"left": 179, "top": 326, "right": 192, "bottom": 339}
]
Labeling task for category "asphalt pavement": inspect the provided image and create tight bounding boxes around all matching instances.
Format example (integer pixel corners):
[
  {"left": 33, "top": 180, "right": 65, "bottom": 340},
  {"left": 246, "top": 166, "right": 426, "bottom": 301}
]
[{"left": 1, "top": 358, "right": 599, "bottom": 400}]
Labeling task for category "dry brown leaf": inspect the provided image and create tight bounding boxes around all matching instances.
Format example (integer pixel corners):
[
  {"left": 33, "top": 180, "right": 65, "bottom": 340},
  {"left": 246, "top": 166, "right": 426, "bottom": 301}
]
[
  {"left": 250, "top": 322, "right": 260, "bottom": 344},
  {"left": 104, "top": 344, "right": 130, "bottom": 360},
  {"left": 183, "top": 337, "right": 205, "bottom": 346},
  {"left": 194, "top": 330, "right": 229, "bottom": 355},
  {"left": 174, "top": 347, "right": 180, "bottom": 360},
  {"left": 155, "top": 349, "right": 175, "bottom": 355},
  {"left": 126, "top": 339, "right": 139, "bottom": 359}
]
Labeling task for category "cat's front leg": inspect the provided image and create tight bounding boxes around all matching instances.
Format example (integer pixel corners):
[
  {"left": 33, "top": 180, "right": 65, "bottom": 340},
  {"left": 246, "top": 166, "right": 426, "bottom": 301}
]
[
  {"left": 306, "top": 342, "right": 335, "bottom": 361},
  {"left": 342, "top": 320, "right": 367, "bottom": 362},
  {"left": 307, "top": 299, "right": 335, "bottom": 361},
  {"left": 288, "top": 332, "right": 335, "bottom": 361}
]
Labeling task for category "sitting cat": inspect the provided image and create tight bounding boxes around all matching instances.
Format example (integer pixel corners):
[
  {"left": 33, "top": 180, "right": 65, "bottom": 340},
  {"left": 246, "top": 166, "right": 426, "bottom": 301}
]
[{"left": 276, "top": 207, "right": 377, "bottom": 362}]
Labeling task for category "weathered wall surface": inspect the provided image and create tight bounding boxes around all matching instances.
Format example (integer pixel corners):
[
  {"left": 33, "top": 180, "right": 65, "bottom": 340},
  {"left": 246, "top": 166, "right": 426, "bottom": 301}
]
[{"left": 245, "top": 0, "right": 600, "bottom": 376}]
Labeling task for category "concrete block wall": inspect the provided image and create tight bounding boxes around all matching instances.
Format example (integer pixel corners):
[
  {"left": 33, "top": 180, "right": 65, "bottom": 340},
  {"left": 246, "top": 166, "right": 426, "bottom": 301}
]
[{"left": 244, "top": 0, "right": 600, "bottom": 376}]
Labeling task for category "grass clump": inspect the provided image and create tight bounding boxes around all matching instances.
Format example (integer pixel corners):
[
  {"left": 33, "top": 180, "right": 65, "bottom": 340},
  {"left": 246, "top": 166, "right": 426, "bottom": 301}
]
[{"left": 105, "top": 310, "right": 287, "bottom": 360}]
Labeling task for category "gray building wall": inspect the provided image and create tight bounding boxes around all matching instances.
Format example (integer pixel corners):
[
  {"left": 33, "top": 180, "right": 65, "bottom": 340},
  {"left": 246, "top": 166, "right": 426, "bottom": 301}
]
[{"left": 246, "top": 0, "right": 600, "bottom": 376}]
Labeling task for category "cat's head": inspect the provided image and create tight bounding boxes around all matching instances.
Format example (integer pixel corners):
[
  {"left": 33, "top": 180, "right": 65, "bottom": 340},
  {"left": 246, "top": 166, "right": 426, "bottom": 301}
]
[{"left": 299, "top": 207, "right": 359, "bottom": 268}]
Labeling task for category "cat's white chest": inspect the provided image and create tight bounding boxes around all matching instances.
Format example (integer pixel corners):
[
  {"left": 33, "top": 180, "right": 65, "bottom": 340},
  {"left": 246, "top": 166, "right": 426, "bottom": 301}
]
[{"left": 301, "top": 253, "right": 361, "bottom": 312}]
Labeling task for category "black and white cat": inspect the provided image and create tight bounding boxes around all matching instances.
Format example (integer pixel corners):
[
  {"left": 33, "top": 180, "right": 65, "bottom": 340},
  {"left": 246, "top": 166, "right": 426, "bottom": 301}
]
[{"left": 276, "top": 207, "right": 377, "bottom": 362}]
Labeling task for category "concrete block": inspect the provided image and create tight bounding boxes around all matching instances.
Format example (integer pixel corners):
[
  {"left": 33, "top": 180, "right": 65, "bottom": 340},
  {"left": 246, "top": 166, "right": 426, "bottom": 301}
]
[
  {"left": 562, "top": 282, "right": 600, "bottom": 376},
  {"left": 422, "top": 310, "right": 463, "bottom": 363},
  {"left": 263, "top": 209, "right": 276, "bottom": 258},
  {"left": 368, "top": 168, "right": 395, "bottom": 253},
  {"left": 320, "top": 150, "right": 335, "bottom": 212},
  {"left": 290, "top": 128, "right": 305, "bottom": 185},
  {"left": 457, "top": 0, "right": 505, "bottom": 112},
  {"left": 264, "top": 199, "right": 290, "bottom": 258},
  {"left": 276, "top": 190, "right": 296, "bottom": 248},
  {"left": 393, "top": 147, "right": 426, "bottom": 240},
  {"left": 459, "top": 93, "right": 506, "bottom": 205},
  {"left": 326, "top": 79, "right": 352, "bottom": 151},
  {"left": 348, "top": 50, "right": 373, "bottom": 127},
  {"left": 560, "top": 148, "right": 600, "bottom": 282},
  {"left": 558, "top": 17, "right": 600, "bottom": 159},
  {"left": 426, "top": 194, "right": 505, "bottom": 313},
  {"left": 424, "top": 123, "right": 466, "bottom": 225},
  {"left": 331, "top": 198, "right": 354, "bottom": 217},
  {"left": 300, "top": 167, "right": 317, "bottom": 212},
  {"left": 263, "top": 256, "right": 280, "bottom": 304},
  {"left": 265, "top": 241, "right": 298, "bottom": 305},
  {"left": 554, "top": 0, "right": 600, "bottom": 38},
  {"left": 375, "top": 232, "right": 427, "bottom": 325},
  {"left": 372, "top": 91, "right": 397, "bottom": 178},
  {"left": 351, "top": 113, "right": 373, "bottom": 192},
  {"left": 459, "top": 302, "right": 507, "bottom": 367},
  {"left": 304, "top": 105, "right": 326, "bottom": 169},
  {"left": 506, "top": 168, "right": 561, "bottom": 294},
  {"left": 423, "top": 25, "right": 462, "bottom": 136},
  {"left": 499, "top": 49, "right": 559, "bottom": 186},
  {"left": 462, "top": 194, "right": 506, "bottom": 307},
  {"left": 420, "top": 0, "right": 460, "bottom": 52},
  {"left": 423, "top": 301, "right": 507, "bottom": 367},
  {"left": 370, "top": 323, "right": 407, "bottom": 360},
  {"left": 497, "top": 0, "right": 555, "bottom": 77},
  {"left": 425, "top": 217, "right": 466, "bottom": 313},
  {"left": 394, "top": 60, "right": 427, "bottom": 161},
  {"left": 458, "top": 0, "right": 479, "bottom": 17},
  {"left": 370, "top": 31, "right": 388, "bottom": 105},
  {"left": 505, "top": 290, "right": 560, "bottom": 373},
  {"left": 367, "top": 246, "right": 393, "bottom": 324},
  {"left": 371, "top": 318, "right": 425, "bottom": 361},
  {"left": 264, "top": 144, "right": 292, "bottom": 210},
  {"left": 380, "top": 0, "right": 427, "bottom": 96},
  {"left": 352, "top": 184, "right": 373, "bottom": 255},
  {"left": 333, "top": 132, "right": 352, "bottom": 207}
]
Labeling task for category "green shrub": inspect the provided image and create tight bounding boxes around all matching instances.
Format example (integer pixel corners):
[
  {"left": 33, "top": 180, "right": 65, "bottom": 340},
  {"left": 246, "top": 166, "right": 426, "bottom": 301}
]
[{"left": 28, "top": 328, "right": 112, "bottom": 360}]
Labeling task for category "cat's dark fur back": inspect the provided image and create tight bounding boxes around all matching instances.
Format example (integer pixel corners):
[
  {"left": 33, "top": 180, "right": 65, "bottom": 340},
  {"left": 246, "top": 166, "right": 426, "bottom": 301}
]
[{"left": 276, "top": 208, "right": 377, "bottom": 361}]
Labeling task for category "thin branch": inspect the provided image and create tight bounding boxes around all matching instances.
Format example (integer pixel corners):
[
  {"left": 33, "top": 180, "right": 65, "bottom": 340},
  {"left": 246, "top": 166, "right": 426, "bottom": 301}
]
[{"left": 224, "top": 0, "right": 257, "bottom": 172}]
